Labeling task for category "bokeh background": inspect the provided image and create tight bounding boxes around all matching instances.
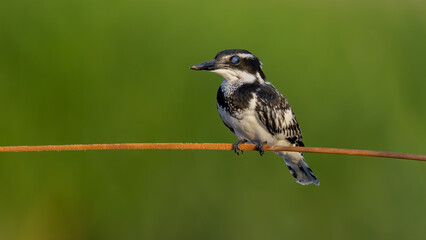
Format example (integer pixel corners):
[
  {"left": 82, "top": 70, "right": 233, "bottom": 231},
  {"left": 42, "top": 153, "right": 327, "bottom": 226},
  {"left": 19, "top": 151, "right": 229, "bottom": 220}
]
[{"left": 0, "top": 0, "right": 425, "bottom": 239}]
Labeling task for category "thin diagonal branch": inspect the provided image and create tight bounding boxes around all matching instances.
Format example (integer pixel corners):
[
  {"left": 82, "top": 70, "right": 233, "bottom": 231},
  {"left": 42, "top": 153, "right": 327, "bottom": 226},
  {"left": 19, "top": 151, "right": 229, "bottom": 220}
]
[{"left": 0, "top": 143, "right": 425, "bottom": 161}]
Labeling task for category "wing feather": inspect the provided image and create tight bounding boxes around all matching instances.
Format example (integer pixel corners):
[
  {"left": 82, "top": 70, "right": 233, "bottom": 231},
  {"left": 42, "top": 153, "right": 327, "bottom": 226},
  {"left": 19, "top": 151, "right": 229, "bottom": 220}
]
[{"left": 254, "top": 83, "right": 304, "bottom": 146}]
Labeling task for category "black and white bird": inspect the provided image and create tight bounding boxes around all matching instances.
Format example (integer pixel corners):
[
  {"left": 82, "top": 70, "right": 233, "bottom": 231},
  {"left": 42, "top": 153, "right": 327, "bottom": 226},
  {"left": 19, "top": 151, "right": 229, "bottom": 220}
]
[{"left": 190, "top": 49, "right": 319, "bottom": 185}]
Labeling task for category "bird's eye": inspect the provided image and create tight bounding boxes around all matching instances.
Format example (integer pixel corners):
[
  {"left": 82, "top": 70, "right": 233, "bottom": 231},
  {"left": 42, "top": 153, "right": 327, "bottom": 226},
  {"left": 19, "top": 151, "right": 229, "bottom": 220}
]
[{"left": 231, "top": 56, "right": 240, "bottom": 64}]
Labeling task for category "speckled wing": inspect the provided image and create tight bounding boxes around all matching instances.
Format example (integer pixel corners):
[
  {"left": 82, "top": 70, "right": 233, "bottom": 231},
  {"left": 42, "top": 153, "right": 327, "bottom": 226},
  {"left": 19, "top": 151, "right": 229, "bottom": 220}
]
[{"left": 254, "top": 83, "right": 304, "bottom": 146}]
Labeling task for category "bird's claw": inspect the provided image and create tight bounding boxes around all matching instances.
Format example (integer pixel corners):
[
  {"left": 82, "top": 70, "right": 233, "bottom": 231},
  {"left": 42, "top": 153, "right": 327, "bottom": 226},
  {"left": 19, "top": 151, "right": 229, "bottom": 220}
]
[
  {"left": 256, "top": 142, "right": 267, "bottom": 156},
  {"left": 233, "top": 140, "right": 247, "bottom": 155}
]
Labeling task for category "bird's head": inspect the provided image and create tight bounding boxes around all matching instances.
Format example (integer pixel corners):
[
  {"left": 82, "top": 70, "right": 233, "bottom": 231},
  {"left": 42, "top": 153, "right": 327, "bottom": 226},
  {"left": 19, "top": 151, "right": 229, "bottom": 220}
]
[{"left": 190, "top": 49, "right": 265, "bottom": 83}]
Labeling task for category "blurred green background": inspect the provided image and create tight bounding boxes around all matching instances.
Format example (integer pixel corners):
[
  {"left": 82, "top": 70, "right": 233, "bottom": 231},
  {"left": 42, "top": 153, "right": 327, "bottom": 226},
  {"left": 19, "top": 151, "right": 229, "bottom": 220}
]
[{"left": 0, "top": 0, "right": 425, "bottom": 239}]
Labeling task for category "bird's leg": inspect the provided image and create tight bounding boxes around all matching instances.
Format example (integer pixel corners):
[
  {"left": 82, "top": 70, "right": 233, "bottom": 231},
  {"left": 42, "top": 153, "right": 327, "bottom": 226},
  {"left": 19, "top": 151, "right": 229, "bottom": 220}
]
[
  {"left": 233, "top": 139, "right": 247, "bottom": 155},
  {"left": 256, "top": 141, "right": 268, "bottom": 156}
]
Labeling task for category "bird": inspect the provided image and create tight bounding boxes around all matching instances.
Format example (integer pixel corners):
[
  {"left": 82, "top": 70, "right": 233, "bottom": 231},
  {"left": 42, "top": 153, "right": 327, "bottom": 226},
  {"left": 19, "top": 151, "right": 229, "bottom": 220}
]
[{"left": 190, "top": 49, "right": 319, "bottom": 186}]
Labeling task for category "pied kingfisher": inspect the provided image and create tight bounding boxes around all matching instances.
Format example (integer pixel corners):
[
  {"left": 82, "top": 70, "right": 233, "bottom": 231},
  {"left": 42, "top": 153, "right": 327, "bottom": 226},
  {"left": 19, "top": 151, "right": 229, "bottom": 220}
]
[{"left": 190, "top": 49, "right": 319, "bottom": 185}]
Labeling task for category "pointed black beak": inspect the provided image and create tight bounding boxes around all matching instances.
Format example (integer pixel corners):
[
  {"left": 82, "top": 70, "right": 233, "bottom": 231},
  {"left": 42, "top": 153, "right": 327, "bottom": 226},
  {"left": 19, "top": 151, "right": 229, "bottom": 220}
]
[{"left": 190, "top": 59, "right": 219, "bottom": 71}]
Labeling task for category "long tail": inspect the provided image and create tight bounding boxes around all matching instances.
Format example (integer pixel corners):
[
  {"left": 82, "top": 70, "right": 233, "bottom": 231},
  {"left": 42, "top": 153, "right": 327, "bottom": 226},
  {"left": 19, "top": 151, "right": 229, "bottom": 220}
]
[{"left": 276, "top": 151, "right": 320, "bottom": 186}]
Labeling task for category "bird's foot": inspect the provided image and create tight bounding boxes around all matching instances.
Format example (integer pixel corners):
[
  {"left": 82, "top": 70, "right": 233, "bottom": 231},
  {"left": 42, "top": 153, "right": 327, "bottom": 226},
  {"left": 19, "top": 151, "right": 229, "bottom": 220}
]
[
  {"left": 256, "top": 142, "right": 268, "bottom": 156},
  {"left": 233, "top": 140, "right": 247, "bottom": 155}
]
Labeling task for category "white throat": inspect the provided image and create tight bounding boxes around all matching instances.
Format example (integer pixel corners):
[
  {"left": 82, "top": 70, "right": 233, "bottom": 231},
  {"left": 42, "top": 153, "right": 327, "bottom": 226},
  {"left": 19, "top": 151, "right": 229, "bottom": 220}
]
[{"left": 212, "top": 69, "right": 264, "bottom": 83}]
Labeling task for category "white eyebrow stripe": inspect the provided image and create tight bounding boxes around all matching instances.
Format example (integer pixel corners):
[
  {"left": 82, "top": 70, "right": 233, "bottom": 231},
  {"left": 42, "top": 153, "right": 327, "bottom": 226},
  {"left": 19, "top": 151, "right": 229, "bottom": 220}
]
[{"left": 236, "top": 53, "right": 255, "bottom": 59}]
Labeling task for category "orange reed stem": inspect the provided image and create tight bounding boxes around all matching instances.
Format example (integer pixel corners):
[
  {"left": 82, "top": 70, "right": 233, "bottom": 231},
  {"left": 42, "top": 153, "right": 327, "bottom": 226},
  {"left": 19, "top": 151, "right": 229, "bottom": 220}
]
[{"left": 0, "top": 143, "right": 425, "bottom": 161}]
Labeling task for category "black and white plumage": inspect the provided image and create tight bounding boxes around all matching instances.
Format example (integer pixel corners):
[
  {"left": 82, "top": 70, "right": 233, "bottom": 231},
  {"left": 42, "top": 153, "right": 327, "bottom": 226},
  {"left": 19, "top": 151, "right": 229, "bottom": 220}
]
[{"left": 190, "top": 49, "right": 319, "bottom": 185}]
